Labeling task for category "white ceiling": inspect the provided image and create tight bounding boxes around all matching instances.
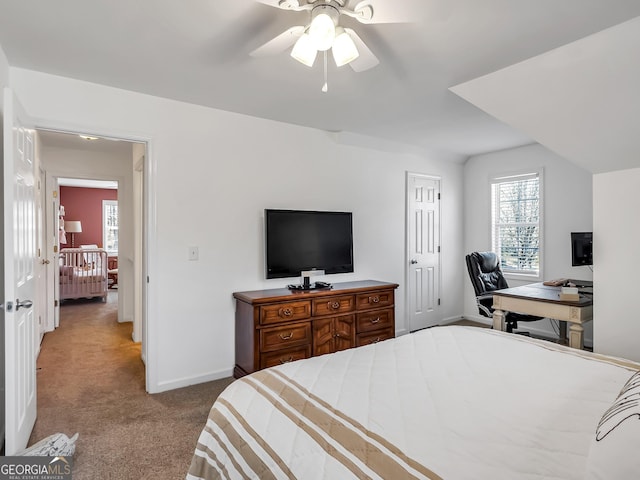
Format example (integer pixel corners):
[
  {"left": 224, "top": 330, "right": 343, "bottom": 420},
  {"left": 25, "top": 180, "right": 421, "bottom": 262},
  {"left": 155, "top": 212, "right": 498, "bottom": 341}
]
[
  {"left": 38, "top": 129, "right": 135, "bottom": 155},
  {"left": 58, "top": 177, "right": 118, "bottom": 189},
  {"left": 1, "top": 0, "right": 640, "bottom": 160},
  {"left": 451, "top": 16, "right": 640, "bottom": 174}
]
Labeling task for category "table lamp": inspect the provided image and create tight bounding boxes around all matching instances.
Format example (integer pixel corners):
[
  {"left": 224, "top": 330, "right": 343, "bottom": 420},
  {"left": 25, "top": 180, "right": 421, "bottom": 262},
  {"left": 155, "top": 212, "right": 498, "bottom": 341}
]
[{"left": 64, "top": 220, "right": 82, "bottom": 247}]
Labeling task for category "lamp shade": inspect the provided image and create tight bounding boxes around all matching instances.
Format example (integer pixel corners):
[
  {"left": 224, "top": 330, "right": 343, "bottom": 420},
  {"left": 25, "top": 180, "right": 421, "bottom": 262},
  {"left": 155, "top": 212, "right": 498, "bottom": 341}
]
[
  {"left": 64, "top": 220, "right": 82, "bottom": 233},
  {"left": 332, "top": 28, "right": 359, "bottom": 67},
  {"left": 291, "top": 33, "right": 318, "bottom": 67},
  {"left": 308, "top": 7, "right": 336, "bottom": 51}
]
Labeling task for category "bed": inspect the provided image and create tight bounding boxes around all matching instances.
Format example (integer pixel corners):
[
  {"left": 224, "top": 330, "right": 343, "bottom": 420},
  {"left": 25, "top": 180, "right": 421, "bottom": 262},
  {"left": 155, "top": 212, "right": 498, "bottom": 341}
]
[
  {"left": 59, "top": 247, "right": 108, "bottom": 302},
  {"left": 187, "top": 326, "right": 640, "bottom": 480}
]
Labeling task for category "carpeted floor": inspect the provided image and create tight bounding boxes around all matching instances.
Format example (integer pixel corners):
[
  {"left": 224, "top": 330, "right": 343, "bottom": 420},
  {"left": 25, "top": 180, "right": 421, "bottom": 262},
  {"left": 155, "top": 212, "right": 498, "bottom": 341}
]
[{"left": 30, "top": 291, "right": 234, "bottom": 479}]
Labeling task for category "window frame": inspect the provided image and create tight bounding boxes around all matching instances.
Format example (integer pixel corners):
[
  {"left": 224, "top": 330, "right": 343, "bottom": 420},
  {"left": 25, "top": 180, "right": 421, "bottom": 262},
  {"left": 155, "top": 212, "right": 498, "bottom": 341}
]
[
  {"left": 490, "top": 168, "right": 544, "bottom": 281},
  {"left": 102, "top": 199, "right": 119, "bottom": 255}
]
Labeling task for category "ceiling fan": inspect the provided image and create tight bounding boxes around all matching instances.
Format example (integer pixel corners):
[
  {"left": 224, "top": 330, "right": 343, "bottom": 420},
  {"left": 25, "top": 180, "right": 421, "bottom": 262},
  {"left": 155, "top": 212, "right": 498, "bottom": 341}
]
[{"left": 249, "top": 0, "right": 412, "bottom": 85}]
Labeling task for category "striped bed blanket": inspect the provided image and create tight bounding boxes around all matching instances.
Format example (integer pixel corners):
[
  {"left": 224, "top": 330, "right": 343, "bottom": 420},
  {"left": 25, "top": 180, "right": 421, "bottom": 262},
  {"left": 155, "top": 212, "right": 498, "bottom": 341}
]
[{"left": 187, "top": 326, "right": 640, "bottom": 480}]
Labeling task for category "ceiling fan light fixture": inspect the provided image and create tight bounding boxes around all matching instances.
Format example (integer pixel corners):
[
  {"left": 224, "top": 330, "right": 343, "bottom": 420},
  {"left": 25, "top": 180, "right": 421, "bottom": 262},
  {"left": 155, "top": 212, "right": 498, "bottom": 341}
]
[
  {"left": 332, "top": 27, "right": 359, "bottom": 67},
  {"left": 291, "top": 33, "right": 317, "bottom": 67},
  {"left": 309, "top": 5, "right": 338, "bottom": 51}
]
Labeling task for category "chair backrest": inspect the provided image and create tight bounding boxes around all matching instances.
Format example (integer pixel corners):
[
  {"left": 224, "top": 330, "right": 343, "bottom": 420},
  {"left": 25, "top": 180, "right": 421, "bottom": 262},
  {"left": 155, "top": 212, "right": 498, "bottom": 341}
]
[{"left": 465, "top": 251, "right": 509, "bottom": 297}]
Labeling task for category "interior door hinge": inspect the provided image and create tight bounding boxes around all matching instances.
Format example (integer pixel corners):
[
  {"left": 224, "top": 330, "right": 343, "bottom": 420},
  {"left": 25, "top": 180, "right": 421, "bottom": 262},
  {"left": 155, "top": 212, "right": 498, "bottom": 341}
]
[
  {"left": 54, "top": 300, "right": 59, "bottom": 307},
  {"left": 438, "top": 298, "right": 441, "bottom": 306},
  {"left": 438, "top": 246, "right": 441, "bottom": 253},
  {"left": 53, "top": 190, "right": 58, "bottom": 198},
  {"left": 437, "top": 193, "right": 441, "bottom": 200},
  {"left": 53, "top": 245, "right": 58, "bottom": 253}
]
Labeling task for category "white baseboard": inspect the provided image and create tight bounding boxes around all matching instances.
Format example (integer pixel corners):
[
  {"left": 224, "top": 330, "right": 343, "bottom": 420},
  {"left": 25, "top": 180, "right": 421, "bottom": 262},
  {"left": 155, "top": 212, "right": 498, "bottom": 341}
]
[{"left": 151, "top": 368, "right": 233, "bottom": 394}]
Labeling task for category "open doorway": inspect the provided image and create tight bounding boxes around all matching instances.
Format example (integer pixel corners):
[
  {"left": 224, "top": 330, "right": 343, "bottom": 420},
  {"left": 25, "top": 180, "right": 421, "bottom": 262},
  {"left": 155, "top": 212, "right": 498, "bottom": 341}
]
[
  {"left": 37, "top": 130, "right": 147, "bottom": 388},
  {"left": 57, "top": 179, "right": 119, "bottom": 311}
]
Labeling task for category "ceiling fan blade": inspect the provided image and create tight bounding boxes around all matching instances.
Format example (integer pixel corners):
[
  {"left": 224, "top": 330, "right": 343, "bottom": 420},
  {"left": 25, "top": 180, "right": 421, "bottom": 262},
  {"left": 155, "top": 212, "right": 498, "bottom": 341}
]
[
  {"left": 253, "top": 0, "right": 288, "bottom": 8},
  {"left": 346, "top": 0, "right": 421, "bottom": 24},
  {"left": 252, "top": 0, "right": 312, "bottom": 11},
  {"left": 249, "top": 26, "right": 306, "bottom": 57},
  {"left": 344, "top": 28, "right": 379, "bottom": 72}
]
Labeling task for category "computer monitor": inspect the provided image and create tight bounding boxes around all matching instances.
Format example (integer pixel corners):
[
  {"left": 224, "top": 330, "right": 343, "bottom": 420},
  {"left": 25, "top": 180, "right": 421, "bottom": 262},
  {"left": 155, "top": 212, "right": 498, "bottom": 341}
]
[{"left": 571, "top": 232, "right": 593, "bottom": 266}]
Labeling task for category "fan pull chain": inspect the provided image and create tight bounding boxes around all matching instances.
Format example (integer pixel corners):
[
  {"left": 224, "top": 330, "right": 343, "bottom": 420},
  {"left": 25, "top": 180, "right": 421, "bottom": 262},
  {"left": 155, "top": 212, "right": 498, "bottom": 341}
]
[{"left": 322, "top": 50, "right": 328, "bottom": 93}]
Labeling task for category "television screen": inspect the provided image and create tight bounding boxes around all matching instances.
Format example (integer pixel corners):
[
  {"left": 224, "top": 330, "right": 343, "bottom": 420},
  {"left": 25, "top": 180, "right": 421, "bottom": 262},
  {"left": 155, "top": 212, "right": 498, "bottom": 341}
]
[
  {"left": 265, "top": 209, "right": 354, "bottom": 279},
  {"left": 571, "top": 232, "right": 593, "bottom": 266}
]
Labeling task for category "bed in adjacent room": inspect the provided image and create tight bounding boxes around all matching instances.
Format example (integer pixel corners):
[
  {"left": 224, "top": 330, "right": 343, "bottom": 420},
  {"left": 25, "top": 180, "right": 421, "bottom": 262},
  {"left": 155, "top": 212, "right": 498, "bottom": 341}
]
[{"left": 187, "top": 326, "right": 640, "bottom": 480}]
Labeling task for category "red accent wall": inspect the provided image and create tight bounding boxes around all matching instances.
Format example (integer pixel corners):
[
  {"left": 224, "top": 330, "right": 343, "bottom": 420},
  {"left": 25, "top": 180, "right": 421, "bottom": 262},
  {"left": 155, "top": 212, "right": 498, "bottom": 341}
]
[{"left": 60, "top": 186, "right": 117, "bottom": 248}]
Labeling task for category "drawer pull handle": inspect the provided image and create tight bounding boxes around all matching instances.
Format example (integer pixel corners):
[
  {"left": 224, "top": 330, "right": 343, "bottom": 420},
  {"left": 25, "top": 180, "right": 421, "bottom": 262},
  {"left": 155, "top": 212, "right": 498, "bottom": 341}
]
[
  {"left": 328, "top": 301, "right": 340, "bottom": 310},
  {"left": 279, "top": 332, "right": 293, "bottom": 340},
  {"left": 370, "top": 337, "right": 381, "bottom": 344},
  {"left": 279, "top": 307, "right": 293, "bottom": 317},
  {"left": 370, "top": 317, "right": 381, "bottom": 324},
  {"left": 368, "top": 296, "right": 380, "bottom": 304},
  {"left": 280, "top": 356, "right": 294, "bottom": 364}
]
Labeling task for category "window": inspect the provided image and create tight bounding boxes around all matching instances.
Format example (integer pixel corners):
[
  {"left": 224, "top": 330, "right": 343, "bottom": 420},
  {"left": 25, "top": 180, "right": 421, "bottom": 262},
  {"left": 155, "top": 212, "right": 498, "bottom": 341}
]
[
  {"left": 491, "top": 170, "right": 542, "bottom": 277},
  {"left": 103, "top": 200, "right": 118, "bottom": 254}
]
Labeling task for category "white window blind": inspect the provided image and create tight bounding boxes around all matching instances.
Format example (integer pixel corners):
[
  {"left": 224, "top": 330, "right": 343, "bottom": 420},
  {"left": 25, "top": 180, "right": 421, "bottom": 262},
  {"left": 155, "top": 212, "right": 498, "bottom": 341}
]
[
  {"left": 103, "top": 200, "right": 118, "bottom": 254},
  {"left": 491, "top": 171, "right": 541, "bottom": 277}
]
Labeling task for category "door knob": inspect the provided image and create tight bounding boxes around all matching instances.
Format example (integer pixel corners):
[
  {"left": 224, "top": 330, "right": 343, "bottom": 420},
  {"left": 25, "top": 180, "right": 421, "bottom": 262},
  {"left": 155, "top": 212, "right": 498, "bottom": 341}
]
[
  {"left": 0, "top": 301, "right": 13, "bottom": 312},
  {"left": 410, "top": 259, "right": 418, "bottom": 264},
  {"left": 15, "top": 299, "right": 33, "bottom": 311},
  {"left": 41, "top": 259, "right": 50, "bottom": 265}
]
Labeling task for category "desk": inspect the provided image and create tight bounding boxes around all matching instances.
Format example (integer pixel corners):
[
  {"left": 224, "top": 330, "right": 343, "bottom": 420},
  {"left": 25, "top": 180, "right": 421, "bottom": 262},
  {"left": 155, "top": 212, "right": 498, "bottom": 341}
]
[{"left": 492, "top": 282, "right": 593, "bottom": 349}]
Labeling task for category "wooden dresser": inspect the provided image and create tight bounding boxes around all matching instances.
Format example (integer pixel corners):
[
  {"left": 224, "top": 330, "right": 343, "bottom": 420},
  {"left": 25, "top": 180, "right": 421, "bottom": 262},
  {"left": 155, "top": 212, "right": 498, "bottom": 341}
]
[{"left": 233, "top": 280, "right": 399, "bottom": 378}]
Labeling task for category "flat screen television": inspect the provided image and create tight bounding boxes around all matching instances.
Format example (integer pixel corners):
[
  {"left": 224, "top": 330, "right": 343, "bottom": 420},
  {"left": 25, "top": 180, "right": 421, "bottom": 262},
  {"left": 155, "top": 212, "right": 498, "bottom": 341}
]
[
  {"left": 265, "top": 209, "right": 354, "bottom": 279},
  {"left": 571, "top": 232, "right": 593, "bottom": 266}
]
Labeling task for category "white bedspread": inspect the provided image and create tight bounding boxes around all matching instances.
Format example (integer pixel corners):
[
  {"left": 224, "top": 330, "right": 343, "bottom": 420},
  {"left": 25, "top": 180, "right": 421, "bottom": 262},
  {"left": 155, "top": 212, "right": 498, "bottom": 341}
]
[{"left": 188, "top": 326, "right": 639, "bottom": 480}]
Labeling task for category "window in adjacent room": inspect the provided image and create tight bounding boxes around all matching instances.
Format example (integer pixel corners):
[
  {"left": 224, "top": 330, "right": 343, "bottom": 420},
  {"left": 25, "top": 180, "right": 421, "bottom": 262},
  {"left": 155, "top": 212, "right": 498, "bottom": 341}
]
[
  {"left": 103, "top": 199, "right": 118, "bottom": 254},
  {"left": 491, "top": 170, "right": 543, "bottom": 278}
]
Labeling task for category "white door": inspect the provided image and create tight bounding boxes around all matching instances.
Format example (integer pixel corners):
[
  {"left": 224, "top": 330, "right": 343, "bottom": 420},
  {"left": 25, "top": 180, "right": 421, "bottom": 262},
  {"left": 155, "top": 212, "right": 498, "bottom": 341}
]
[
  {"left": 3, "top": 88, "right": 37, "bottom": 454},
  {"left": 36, "top": 167, "right": 48, "bottom": 345},
  {"left": 406, "top": 173, "right": 440, "bottom": 332}
]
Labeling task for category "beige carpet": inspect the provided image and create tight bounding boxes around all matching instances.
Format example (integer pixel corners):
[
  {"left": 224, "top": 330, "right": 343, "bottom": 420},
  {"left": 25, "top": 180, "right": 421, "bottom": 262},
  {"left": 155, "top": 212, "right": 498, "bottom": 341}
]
[{"left": 30, "top": 292, "right": 234, "bottom": 479}]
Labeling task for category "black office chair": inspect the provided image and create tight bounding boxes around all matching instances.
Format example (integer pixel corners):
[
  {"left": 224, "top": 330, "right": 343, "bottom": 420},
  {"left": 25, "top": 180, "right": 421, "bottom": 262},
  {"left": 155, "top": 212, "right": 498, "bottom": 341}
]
[{"left": 465, "top": 251, "right": 543, "bottom": 333}]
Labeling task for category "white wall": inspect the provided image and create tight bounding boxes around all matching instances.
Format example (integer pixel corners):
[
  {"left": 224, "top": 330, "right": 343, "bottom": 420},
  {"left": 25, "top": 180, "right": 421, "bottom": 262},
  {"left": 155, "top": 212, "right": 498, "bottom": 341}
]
[
  {"left": 41, "top": 144, "right": 135, "bottom": 325},
  {"left": 11, "top": 68, "right": 465, "bottom": 392},
  {"left": 463, "top": 143, "right": 593, "bottom": 342},
  {"left": 593, "top": 168, "right": 640, "bottom": 362},
  {"left": 0, "top": 43, "right": 9, "bottom": 108}
]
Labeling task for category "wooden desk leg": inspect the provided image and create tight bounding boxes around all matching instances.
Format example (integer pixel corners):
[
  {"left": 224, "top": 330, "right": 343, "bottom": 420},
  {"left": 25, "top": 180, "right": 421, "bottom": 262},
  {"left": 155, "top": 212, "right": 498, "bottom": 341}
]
[
  {"left": 558, "top": 321, "right": 568, "bottom": 345},
  {"left": 569, "top": 323, "right": 584, "bottom": 350},
  {"left": 493, "top": 309, "right": 506, "bottom": 332}
]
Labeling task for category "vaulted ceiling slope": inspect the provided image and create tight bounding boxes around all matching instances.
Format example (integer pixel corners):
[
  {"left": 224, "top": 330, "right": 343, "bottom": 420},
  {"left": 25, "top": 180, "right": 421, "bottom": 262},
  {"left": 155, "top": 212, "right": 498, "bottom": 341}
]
[
  {"left": 0, "top": 0, "right": 639, "bottom": 161},
  {"left": 451, "top": 16, "right": 640, "bottom": 174}
]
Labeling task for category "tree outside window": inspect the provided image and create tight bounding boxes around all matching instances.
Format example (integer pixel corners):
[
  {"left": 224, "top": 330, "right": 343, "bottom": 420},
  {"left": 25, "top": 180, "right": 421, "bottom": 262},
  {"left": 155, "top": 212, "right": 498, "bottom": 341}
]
[
  {"left": 491, "top": 171, "right": 542, "bottom": 277},
  {"left": 103, "top": 200, "right": 118, "bottom": 254}
]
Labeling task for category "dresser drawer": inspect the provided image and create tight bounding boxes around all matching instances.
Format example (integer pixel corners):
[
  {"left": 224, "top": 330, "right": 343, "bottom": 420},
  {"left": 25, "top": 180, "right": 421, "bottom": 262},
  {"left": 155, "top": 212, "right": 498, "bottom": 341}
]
[
  {"left": 260, "top": 345, "right": 311, "bottom": 369},
  {"left": 355, "top": 290, "right": 394, "bottom": 310},
  {"left": 356, "top": 308, "right": 394, "bottom": 334},
  {"left": 260, "top": 300, "right": 311, "bottom": 325},
  {"left": 356, "top": 328, "right": 395, "bottom": 347},
  {"left": 312, "top": 295, "right": 355, "bottom": 316},
  {"left": 260, "top": 322, "right": 311, "bottom": 352}
]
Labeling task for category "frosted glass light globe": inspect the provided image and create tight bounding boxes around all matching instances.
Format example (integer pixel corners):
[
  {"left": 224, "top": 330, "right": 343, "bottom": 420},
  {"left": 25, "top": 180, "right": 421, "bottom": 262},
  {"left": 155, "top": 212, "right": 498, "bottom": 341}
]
[{"left": 309, "top": 13, "right": 335, "bottom": 51}]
